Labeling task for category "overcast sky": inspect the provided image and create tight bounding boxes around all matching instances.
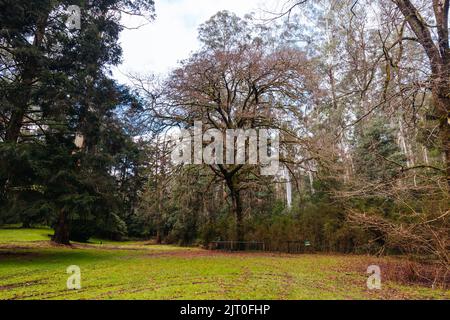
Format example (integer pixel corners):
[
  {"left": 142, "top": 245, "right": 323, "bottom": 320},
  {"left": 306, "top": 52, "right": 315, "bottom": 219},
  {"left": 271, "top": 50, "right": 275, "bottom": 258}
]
[{"left": 113, "top": 0, "right": 287, "bottom": 84}]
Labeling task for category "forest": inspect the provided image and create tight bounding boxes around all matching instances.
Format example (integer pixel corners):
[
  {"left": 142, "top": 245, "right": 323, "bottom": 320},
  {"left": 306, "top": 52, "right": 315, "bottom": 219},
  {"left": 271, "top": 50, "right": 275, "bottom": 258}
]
[{"left": 0, "top": 0, "right": 449, "bottom": 300}]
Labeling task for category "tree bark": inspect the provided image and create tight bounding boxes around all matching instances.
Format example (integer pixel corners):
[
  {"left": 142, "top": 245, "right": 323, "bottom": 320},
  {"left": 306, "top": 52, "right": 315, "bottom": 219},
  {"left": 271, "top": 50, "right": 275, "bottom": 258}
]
[
  {"left": 232, "top": 190, "right": 243, "bottom": 243},
  {"left": 52, "top": 209, "right": 71, "bottom": 245},
  {"left": 156, "top": 230, "right": 162, "bottom": 244},
  {"left": 284, "top": 167, "right": 293, "bottom": 209},
  {"left": 441, "top": 110, "right": 450, "bottom": 185},
  {"left": 5, "top": 109, "right": 26, "bottom": 143},
  {"left": 226, "top": 178, "right": 244, "bottom": 244},
  {"left": 431, "top": 69, "right": 450, "bottom": 186}
]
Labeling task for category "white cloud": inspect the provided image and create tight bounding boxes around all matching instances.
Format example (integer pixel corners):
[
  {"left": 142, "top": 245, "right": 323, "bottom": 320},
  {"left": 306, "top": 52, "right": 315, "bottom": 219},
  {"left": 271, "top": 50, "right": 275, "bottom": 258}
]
[{"left": 113, "top": 0, "right": 282, "bottom": 84}]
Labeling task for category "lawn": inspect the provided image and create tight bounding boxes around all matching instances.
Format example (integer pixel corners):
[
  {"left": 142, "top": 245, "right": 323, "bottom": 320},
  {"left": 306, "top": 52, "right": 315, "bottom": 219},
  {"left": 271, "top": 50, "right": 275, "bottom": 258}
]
[
  {"left": 0, "top": 226, "right": 53, "bottom": 243},
  {"left": 0, "top": 228, "right": 448, "bottom": 300}
]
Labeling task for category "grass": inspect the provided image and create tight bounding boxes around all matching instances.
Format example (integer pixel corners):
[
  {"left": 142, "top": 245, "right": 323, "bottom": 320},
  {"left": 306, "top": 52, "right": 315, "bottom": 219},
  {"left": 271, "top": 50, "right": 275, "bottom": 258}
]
[
  {"left": 0, "top": 226, "right": 53, "bottom": 243},
  {"left": 0, "top": 228, "right": 449, "bottom": 300}
]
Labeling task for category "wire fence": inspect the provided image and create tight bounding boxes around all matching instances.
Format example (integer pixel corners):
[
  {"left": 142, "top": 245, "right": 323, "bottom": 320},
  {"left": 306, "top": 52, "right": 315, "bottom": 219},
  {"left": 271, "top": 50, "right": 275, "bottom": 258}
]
[
  {"left": 210, "top": 241, "right": 265, "bottom": 252},
  {"left": 209, "top": 240, "right": 314, "bottom": 253}
]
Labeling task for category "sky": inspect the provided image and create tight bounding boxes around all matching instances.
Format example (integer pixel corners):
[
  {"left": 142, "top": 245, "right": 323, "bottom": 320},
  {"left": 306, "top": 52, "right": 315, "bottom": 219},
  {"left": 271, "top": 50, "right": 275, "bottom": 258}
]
[{"left": 113, "top": 0, "right": 286, "bottom": 84}]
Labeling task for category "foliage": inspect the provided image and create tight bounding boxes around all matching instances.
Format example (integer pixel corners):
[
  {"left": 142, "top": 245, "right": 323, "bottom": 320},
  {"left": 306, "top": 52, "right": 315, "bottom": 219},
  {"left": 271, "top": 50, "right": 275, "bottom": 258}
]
[{"left": 0, "top": 0, "right": 155, "bottom": 243}]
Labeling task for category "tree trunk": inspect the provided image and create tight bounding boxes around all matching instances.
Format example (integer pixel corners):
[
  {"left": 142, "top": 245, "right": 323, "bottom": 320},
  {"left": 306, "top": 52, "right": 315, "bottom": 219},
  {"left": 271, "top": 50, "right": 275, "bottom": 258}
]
[
  {"left": 226, "top": 178, "right": 244, "bottom": 244},
  {"left": 432, "top": 90, "right": 450, "bottom": 186},
  {"left": 308, "top": 171, "right": 315, "bottom": 194},
  {"left": 21, "top": 221, "right": 31, "bottom": 229},
  {"left": 0, "top": 177, "right": 7, "bottom": 206},
  {"left": 284, "top": 167, "right": 292, "bottom": 209},
  {"left": 52, "top": 209, "right": 70, "bottom": 245},
  {"left": 5, "top": 109, "right": 26, "bottom": 143},
  {"left": 156, "top": 230, "right": 162, "bottom": 244},
  {"left": 441, "top": 108, "right": 450, "bottom": 186},
  {"left": 232, "top": 190, "right": 243, "bottom": 244}
]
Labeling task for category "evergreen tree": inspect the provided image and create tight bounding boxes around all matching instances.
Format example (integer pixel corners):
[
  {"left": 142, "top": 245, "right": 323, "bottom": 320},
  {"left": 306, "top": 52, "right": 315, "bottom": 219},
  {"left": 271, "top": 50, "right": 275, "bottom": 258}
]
[
  {"left": 0, "top": 0, "right": 155, "bottom": 243},
  {"left": 354, "top": 117, "right": 407, "bottom": 183}
]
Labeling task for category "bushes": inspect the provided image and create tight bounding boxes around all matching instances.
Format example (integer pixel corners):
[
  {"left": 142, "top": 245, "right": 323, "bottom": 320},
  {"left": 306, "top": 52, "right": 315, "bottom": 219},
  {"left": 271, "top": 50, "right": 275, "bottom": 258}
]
[
  {"left": 243, "top": 201, "right": 374, "bottom": 253},
  {"left": 97, "top": 213, "right": 128, "bottom": 241},
  {"left": 145, "top": 194, "right": 376, "bottom": 254},
  {"left": 68, "top": 219, "right": 96, "bottom": 243}
]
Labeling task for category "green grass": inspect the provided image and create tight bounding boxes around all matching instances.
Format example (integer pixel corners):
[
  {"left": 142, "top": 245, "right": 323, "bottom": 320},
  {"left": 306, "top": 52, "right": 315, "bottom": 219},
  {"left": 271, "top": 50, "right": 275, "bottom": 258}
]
[
  {"left": 0, "top": 226, "right": 53, "bottom": 243},
  {"left": 0, "top": 228, "right": 449, "bottom": 300}
]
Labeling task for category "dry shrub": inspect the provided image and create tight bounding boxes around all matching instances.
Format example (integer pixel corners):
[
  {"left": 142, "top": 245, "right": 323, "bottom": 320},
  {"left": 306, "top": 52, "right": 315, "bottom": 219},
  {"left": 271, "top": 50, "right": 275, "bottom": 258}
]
[
  {"left": 347, "top": 207, "right": 449, "bottom": 288},
  {"left": 378, "top": 259, "right": 449, "bottom": 290}
]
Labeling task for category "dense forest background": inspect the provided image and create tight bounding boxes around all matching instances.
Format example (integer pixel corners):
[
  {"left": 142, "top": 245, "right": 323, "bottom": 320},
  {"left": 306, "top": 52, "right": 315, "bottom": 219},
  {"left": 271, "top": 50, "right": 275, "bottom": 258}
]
[{"left": 0, "top": 0, "right": 448, "bottom": 275}]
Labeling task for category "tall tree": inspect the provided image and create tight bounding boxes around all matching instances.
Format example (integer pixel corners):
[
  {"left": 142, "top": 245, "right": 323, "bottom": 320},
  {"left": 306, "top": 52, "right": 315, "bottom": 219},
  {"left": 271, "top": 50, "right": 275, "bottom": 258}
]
[
  {"left": 145, "top": 11, "right": 317, "bottom": 242},
  {"left": 0, "top": 0, "right": 155, "bottom": 243},
  {"left": 391, "top": 0, "right": 450, "bottom": 184}
]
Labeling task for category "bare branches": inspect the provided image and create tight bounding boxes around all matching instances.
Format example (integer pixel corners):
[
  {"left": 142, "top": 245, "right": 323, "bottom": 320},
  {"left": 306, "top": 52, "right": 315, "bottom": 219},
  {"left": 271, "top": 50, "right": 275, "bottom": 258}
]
[
  {"left": 262, "top": 0, "right": 308, "bottom": 22},
  {"left": 348, "top": 209, "right": 450, "bottom": 279},
  {"left": 392, "top": 0, "right": 442, "bottom": 71}
]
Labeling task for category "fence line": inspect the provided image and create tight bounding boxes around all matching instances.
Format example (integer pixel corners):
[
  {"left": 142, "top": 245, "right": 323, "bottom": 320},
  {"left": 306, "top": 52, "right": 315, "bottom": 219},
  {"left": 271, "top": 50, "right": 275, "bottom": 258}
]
[{"left": 209, "top": 240, "right": 314, "bottom": 253}]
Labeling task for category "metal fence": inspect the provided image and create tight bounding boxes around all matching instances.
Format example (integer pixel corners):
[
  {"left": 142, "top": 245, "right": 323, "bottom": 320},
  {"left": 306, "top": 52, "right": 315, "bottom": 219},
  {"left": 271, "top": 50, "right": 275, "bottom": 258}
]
[
  {"left": 209, "top": 240, "right": 314, "bottom": 253},
  {"left": 209, "top": 241, "right": 265, "bottom": 252},
  {"left": 286, "top": 241, "right": 313, "bottom": 254}
]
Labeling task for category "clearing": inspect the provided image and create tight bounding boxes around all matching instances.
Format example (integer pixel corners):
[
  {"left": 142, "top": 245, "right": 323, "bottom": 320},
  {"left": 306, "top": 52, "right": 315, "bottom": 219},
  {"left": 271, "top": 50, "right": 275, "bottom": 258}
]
[{"left": 0, "top": 227, "right": 448, "bottom": 300}]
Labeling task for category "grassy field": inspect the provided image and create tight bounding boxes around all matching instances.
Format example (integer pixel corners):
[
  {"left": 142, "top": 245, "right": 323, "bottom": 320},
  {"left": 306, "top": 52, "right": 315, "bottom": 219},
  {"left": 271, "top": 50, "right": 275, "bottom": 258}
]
[{"left": 0, "top": 227, "right": 448, "bottom": 300}]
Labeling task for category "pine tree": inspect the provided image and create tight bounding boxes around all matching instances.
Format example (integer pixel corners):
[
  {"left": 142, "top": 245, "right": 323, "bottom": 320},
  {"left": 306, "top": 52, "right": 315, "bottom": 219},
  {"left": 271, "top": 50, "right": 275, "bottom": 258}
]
[{"left": 0, "top": 0, "right": 155, "bottom": 243}]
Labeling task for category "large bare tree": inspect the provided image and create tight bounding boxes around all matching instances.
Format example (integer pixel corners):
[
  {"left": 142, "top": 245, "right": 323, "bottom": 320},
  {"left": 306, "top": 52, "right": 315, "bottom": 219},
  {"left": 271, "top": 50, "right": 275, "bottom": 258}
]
[
  {"left": 163, "top": 48, "right": 315, "bottom": 241},
  {"left": 145, "top": 12, "right": 317, "bottom": 242}
]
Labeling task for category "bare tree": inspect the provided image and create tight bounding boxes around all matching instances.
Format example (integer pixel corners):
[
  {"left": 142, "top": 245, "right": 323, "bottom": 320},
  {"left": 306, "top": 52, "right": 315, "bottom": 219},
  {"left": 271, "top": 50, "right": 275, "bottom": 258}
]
[
  {"left": 391, "top": 0, "right": 450, "bottom": 184},
  {"left": 281, "top": 0, "right": 449, "bottom": 183},
  {"left": 159, "top": 44, "right": 316, "bottom": 241}
]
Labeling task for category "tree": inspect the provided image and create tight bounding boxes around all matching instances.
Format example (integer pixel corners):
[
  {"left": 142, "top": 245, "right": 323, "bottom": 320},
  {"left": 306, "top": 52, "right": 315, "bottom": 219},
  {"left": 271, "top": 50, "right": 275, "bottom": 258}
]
[
  {"left": 282, "top": 0, "right": 449, "bottom": 184},
  {"left": 391, "top": 0, "right": 450, "bottom": 184},
  {"left": 0, "top": 0, "right": 155, "bottom": 243},
  {"left": 354, "top": 116, "right": 407, "bottom": 183},
  {"left": 143, "top": 11, "right": 317, "bottom": 242}
]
